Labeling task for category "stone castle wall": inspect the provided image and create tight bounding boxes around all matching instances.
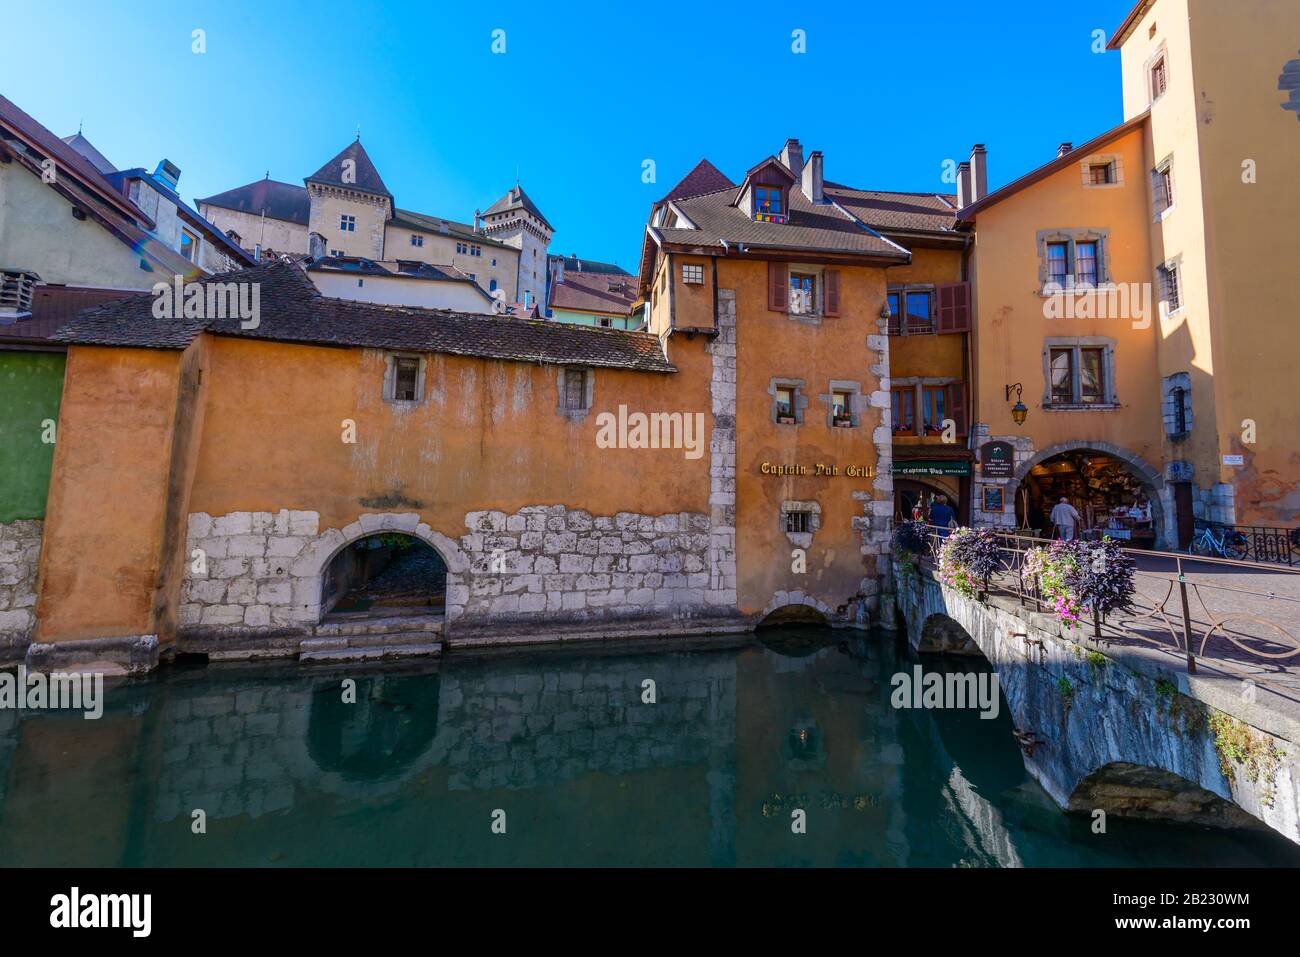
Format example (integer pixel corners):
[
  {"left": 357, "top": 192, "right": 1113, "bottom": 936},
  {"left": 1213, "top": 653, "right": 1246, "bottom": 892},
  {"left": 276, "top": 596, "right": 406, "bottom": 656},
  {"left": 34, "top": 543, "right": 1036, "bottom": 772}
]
[{"left": 0, "top": 520, "right": 41, "bottom": 658}]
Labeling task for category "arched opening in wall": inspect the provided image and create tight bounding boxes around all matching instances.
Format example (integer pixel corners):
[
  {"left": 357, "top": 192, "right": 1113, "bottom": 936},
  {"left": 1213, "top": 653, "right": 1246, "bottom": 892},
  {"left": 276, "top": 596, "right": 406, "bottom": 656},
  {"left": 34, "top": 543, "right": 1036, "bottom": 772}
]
[
  {"left": 757, "top": 604, "right": 829, "bottom": 629},
  {"left": 1068, "top": 762, "right": 1262, "bottom": 830},
  {"left": 1014, "top": 448, "right": 1161, "bottom": 549},
  {"left": 322, "top": 533, "right": 447, "bottom": 618},
  {"left": 895, "top": 477, "right": 966, "bottom": 526},
  {"left": 917, "top": 612, "right": 982, "bottom": 656}
]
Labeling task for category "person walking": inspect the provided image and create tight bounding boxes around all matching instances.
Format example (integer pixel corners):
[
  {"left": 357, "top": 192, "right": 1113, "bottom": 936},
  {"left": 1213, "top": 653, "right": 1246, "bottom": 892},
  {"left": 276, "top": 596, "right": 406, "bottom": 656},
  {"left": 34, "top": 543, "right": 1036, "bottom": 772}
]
[
  {"left": 1050, "top": 496, "right": 1082, "bottom": 541},
  {"left": 929, "top": 494, "right": 956, "bottom": 539}
]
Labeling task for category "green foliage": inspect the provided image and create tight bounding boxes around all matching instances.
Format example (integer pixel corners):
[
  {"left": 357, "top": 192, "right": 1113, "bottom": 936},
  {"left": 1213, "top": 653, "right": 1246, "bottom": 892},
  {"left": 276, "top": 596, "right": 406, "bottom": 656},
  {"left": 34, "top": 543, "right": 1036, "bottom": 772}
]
[
  {"left": 1086, "top": 650, "right": 1106, "bottom": 669},
  {"left": 1209, "top": 713, "right": 1282, "bottom": 806},
  {"left": 1056, "top": 676, "right": 1075, "bottom": 701}
]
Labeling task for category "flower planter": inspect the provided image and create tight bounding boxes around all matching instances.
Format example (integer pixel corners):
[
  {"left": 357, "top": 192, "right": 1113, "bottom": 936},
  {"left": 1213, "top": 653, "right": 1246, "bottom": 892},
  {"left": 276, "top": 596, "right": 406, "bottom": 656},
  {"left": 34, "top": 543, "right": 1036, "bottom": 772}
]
[{"left": 777, "top": 416, "right": 796, "bottom": 425}]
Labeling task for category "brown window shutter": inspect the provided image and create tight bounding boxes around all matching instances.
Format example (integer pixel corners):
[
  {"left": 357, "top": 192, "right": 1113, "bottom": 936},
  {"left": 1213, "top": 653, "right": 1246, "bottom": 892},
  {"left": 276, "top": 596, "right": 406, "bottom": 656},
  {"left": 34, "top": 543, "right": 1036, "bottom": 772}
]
[
  {"left": 936, "top": 281, "right": 971, "bottom": 333},
  {"left": 823, "top": 269, "right": 841, "bottom": 316},
  {"left": 768, "top": 262, "right": 788, "bottom": 312},
  {"left": 947, "top": 382, "right": 967, "bottom": 435}
]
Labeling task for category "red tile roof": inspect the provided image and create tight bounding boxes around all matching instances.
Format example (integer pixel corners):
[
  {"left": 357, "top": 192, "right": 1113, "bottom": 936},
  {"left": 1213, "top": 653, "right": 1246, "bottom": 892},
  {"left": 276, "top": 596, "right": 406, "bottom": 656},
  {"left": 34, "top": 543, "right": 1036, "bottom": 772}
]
[{"left": 659, "top": 159, "right": 735, "bottom": 205}]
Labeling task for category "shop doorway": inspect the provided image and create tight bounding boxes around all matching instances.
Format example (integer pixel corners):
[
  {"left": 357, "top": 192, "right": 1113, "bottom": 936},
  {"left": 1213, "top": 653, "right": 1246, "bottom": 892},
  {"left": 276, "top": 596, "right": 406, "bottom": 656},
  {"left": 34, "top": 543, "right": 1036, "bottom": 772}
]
[
  {"left": 1014, "top": 449, "right": 1159, "bottom": 548},
  {"left": 895, "top": 478, "right": 966, "bottom": 526}
]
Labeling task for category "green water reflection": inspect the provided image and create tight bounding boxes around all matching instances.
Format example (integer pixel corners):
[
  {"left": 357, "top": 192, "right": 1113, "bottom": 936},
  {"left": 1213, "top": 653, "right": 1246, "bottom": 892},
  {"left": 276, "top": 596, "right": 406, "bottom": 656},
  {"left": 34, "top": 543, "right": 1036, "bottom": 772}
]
[{"left": 0, "top": 627, "right": 1297, "bottom": 867}]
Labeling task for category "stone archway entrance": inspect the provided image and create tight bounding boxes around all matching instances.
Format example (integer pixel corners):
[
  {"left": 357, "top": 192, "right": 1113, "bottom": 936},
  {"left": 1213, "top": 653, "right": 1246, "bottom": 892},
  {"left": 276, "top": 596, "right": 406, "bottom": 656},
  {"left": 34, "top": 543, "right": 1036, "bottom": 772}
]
[
  {"left": 1010, "top": 443, "right": 1166, "bottom": 548},
  {"left": 322, "top": 533, "right": 447, "bottom": 617}
]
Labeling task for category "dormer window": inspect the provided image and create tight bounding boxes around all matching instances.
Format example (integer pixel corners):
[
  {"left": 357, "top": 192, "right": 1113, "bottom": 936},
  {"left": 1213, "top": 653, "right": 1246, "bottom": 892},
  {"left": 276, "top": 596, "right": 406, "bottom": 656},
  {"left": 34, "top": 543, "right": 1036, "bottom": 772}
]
[{"left": 754, "top": 185, "right": 786, "bottom": 223}]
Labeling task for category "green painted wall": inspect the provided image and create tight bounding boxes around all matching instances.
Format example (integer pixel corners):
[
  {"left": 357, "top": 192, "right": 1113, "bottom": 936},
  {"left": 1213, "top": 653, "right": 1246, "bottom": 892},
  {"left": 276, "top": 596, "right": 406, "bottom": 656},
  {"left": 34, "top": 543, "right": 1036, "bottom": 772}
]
[
  {"left": 0, "top": 352, "right": 65, "bottom": 521},
  {"left": 550, "top": 308, "right": 640, "bottom": 330}
]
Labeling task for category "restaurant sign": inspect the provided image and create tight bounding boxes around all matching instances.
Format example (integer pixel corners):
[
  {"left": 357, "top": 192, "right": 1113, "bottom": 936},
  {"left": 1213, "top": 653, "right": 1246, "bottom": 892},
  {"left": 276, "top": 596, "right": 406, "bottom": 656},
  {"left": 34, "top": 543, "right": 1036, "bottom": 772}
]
[
  {"left": 979, "top": 441, "right": 1015, "bottom": 479},
  {"left": 891, "top": 460, "right": 971, "bottom": 477}
]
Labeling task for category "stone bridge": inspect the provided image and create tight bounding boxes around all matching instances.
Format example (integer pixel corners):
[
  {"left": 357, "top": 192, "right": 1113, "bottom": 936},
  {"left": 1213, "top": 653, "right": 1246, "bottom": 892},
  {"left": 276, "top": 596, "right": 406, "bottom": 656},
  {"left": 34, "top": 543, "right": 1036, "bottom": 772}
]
[{"left": 892, "top": 560, "right": 1300, "bottom": 844}]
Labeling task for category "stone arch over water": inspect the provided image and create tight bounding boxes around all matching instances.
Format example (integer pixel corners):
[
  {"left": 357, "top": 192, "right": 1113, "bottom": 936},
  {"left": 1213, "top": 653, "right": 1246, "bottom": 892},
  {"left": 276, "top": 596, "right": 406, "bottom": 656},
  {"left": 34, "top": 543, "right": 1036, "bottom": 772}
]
[{"left": 1067, "top": 761, "right": 1260, "bottom": 830}]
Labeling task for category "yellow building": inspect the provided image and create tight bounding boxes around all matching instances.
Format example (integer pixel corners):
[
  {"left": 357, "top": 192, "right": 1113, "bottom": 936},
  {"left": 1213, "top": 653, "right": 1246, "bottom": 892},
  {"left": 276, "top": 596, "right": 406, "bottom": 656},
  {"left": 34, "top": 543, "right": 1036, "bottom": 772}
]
[{"left": 957, "top": 0, "right": 1300, "bottom": 549}]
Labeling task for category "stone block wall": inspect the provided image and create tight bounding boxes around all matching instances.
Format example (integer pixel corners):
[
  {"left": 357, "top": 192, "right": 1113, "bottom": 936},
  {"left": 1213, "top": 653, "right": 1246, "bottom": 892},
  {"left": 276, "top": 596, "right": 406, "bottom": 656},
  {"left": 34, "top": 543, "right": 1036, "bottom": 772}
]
[
  {"left": 451, "top": 505, "right": 725, "bottom": 628},
  {"left": 181, "top": 509, "right": 323, "bottom": 630},
  {"left": 0, "top": 520, "right": 41, "bottom": 651}
]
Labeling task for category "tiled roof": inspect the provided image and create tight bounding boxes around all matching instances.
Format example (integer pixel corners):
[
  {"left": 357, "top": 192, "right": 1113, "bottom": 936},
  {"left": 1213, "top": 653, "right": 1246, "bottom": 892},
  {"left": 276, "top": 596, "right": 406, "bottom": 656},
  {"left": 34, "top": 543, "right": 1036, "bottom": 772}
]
[
  {"left": 305, "top": 139, "right": 392, "bottom": 199},
  {"left": 484, "top": 185, "right": 553, "bottom": 232},
  {"left": 655, "top": 186, "right": 908, "bottom": 259},
  {"left": 60, "top": 132, "right": 116, "bottom": 175},
  {"left": 549, "top": 270, "right": 636, "bottom": 316},
  {"left": 55, "top": 259, "right": 675, "bottom": 372},
  {"left": 824, "top": 185, "right": 958, "bottom": 235},
  {"left": 0, "top": 286, "right": 138, "bottom": 348},
  {"left": 659, "top": 159, "right": 735, "bottom": 204},
  {"left": 550, "top": 254, "right": 631, "bottom": 276},
  {"left": 390, "top": 208, "right": 510, "bottom": 248},
  {"left": 197, "top": 178, "right": 312, "bottom": 225}
]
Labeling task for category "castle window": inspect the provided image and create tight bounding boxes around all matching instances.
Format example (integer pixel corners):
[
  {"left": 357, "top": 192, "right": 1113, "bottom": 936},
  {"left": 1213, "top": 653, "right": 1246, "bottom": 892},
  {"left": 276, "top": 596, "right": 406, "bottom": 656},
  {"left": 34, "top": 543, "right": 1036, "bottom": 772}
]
[
  {"left": 456, "top": 242, "right": 467, "bottom": 254},
  {"left": 489, "top": 279, "right": 497, "bottom": 292},
  {"left": 682, "top": 263, "right": 704, "bottom": 284},
  {"left": 410, "top": 234, "right": 424, "bottom": 247},
  {"left": 340, "top": 214, "right": 356, "bottom": 232}
]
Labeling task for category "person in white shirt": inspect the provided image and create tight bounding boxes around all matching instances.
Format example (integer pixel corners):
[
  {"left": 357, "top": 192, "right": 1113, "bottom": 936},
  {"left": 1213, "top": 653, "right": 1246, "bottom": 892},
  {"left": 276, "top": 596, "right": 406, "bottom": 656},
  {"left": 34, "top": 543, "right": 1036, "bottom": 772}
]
[{"left": 1050, "top": 496, "right": 1082, "bottom": 541}]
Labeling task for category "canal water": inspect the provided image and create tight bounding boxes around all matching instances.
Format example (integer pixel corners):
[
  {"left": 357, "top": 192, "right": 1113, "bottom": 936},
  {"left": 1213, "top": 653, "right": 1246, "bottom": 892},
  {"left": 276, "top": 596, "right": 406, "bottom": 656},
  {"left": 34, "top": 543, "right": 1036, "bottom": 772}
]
[{"left": 1, "top": 627, "right": 1297, "bottom": 867}]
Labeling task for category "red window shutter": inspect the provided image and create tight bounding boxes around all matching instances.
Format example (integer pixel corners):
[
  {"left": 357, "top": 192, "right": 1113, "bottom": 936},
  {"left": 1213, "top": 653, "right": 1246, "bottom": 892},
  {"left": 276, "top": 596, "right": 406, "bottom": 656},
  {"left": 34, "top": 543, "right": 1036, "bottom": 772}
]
[
  {"left": 947, "top": 382, "right": 967, "bottom": 436},
  {"left": 936, "top": 281, "right": 971, "bottom": 333},
  {"left": 823, "top": 269, "right": 841, "bottom": 317},
  {"left": 768, "top": 262, "right": 788, "bottom": 312}
]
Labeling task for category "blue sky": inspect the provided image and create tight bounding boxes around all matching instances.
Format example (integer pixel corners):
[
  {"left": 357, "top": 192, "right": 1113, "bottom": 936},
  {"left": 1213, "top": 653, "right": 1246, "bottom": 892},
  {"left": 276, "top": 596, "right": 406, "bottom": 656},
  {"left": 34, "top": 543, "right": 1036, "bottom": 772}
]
[{"left": 4, "top": 0, "right": 1136, "bottom": 270}]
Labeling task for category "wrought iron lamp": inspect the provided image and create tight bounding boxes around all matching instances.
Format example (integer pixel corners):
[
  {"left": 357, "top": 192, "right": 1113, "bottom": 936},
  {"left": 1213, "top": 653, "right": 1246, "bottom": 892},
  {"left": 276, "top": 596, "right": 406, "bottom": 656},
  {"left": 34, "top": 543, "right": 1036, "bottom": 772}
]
[{"left": 1005, "top": 382, "right": 1028, "bottom": 426}]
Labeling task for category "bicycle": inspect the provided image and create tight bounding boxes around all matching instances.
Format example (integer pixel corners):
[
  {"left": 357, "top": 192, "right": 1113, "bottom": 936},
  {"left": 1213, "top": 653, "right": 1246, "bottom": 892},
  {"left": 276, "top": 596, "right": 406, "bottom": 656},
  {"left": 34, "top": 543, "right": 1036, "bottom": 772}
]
[{"left": 1189, "top": 522, "right": 1249, "bottom": 560}]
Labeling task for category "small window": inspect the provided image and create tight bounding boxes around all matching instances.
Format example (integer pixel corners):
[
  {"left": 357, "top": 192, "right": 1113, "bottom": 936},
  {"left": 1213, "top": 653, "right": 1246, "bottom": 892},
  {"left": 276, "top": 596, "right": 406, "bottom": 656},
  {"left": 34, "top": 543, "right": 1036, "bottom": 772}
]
[
  {"left": 1075, "top": 241, "right": 1098, "bottom": 287},
  {"left": 905, "top": 291, "right": 932, "bottom": 332},
  {"left": 225, "top": 229, "right": 241, "bottom": 244},
  {"left": 456, "top": 242, "right": 467, "bottom": 254},
  {"left": 1159, "top": 262, "right": 1182, "bottom": 313},
  {"left": 789, "top": 273, "right": 816, "bottom": 315},
  {"left": 754, "top": 185, "right": 783, "bottom": 216},
  {"left": 682, "top": 263, "right": 704, "bottom": 284},
  {"left": 394, "top": 358, "right": 420, "bottom": 401},
  {"left": 564, "top": 369, "right": 589, "bottom": 411},
  {"left": 886, "top": 291, "right": 901, "bottom": 331},
  {"left": 599, "top": 316, "right": 612, "bottom": 328},
  {"left": 922, "top": 387, "right": 946, "bottom": 434},
  {"left": 472, "top": 245, "right": 482, "bottom": 257},
  {"left": 1172, "top": 387, "right": 1188, "bottom": 434},
  {"left": 831, "top": 391, "right": 853, "bottom": 426},
  {"left": 489, "top": 279, "right": 497, "bottom": 292},
  {"left": 1089, "top": 163, "right": 1114, "bottom": 185},
  {"left": 1151, "top": 56, "right": 1167, "bottom": 100},
  {"left": 330, "top": 249, "right": 344, "bottom": 257},
  {"left": 410, "top": 234, "right": 424, "bottom": 247},
  {"left": 1050, "top": 349, "right": 1075, "bottom": 404},
  {"left": 783, "top": 510, "right": 811, "bottom": 534},
  {"left": 1079, "top": 348, "right": 1105, "bottom": 404},
  {"left": 1047, "top": 242, "right": 1069, "bottom": 287},
  {"left": 776, "top": 386, "right": 796, "bottom": 422},
  {"left": 1153, "top": 162, "right": 1175, "bottom": 213},
  {"left": 340, "top": 214, "right": 356, "bottom": 232},
  {"left": 891, "top": 388, "right": 915, "bottom": 433},
  {"left": 179, "top": 229, "right": 198, "bottom": 262}
]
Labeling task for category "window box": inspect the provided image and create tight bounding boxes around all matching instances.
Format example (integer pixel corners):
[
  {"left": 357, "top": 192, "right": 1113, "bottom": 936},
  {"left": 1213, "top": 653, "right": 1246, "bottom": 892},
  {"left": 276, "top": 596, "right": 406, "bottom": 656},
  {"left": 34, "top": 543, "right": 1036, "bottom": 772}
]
[
  {"left": 777, "top": 414, "right": 796, "bottom": 425},
  {"left": 833, "top": 416, "right": 853, "bottom": 428}
]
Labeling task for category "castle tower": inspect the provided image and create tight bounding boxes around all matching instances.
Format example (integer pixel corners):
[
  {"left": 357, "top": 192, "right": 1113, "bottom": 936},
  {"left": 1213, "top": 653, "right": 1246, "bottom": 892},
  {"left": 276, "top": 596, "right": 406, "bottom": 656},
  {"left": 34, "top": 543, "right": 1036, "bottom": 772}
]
[
  {"left": 304, "top": 139, "right": 392, "bottom": 260},
  {"left": 481, "top": 184, "right": 553, "bottom": 308}
]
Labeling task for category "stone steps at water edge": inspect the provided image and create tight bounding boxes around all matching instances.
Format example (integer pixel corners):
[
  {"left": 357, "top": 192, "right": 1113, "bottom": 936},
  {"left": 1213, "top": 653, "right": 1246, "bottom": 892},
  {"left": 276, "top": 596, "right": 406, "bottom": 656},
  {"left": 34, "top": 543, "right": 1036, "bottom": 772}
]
[
  {"left": 299, "top": 639, "right": 442, "bottom": 663},
  {"left": 313, "top": 614, "right": 444, "bottom": 638}
]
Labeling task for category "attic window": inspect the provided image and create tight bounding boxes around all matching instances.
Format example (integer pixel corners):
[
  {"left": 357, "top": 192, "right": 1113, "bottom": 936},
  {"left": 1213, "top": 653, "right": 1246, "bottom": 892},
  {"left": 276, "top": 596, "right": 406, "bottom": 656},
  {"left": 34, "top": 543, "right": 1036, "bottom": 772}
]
[
  {"left": 754, "top": 185, "right": 786, "bottom": 224},
  {"left": 681, "top": 264, "right": 704, "bottom": 285},
  {"left": 1089, "top": 163, "right": 1114, "bottom": 185}
]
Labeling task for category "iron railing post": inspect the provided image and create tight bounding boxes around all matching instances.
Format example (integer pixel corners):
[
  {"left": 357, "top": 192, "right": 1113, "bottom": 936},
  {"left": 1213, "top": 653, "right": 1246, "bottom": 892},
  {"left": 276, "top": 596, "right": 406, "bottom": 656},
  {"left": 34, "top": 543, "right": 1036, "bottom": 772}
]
[{"left": 1176, "top": 555, "right": 1196, "bottom": 673}]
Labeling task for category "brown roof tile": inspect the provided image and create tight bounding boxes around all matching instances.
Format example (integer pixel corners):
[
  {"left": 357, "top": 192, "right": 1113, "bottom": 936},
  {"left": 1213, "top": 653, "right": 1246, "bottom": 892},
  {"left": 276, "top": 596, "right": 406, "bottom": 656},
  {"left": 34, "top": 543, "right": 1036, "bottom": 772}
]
[{"left": 55, "top": 260, "right": 675, "bottom": 373}]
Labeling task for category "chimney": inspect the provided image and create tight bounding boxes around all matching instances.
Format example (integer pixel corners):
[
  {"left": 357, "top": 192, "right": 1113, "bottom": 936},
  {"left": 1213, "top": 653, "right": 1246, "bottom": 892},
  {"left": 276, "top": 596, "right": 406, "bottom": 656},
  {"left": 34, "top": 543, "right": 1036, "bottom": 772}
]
[
  {"left": 0, "top": 269, "right": 40, "bottom": 323},
  {"left": 308, "top": 231, "right": 328, "bottom": 260},
  {"left": 473, "top": 208, "right": 482, "bottom": 233},
  {"left": 553, "top": 257, "right": 565, "bottom": 285},
  {"left": 969, "top": 144, "right": 988, "bottom": 204},
  {"left": 780, "top": 138, "right": 804, "bottom": 178},
  {"left": 153, "top": 159, "right": 181, "bottom": 190},
  {"left": 956, "top": 161, "right": 972, "bottom": 209},
  {"left": 800, "top": 150, "right": 824, "bottom": 204},
  {"left": 1057, "top": 142, "right": 1073, "bottom": 158}
]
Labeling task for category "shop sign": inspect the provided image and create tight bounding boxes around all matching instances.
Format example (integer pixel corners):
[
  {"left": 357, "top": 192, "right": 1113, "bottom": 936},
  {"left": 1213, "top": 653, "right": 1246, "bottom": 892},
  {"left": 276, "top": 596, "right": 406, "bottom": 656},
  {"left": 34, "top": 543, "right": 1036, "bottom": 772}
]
[{"left": 979, "top": 441, "right": 1015, "bottom": 478}]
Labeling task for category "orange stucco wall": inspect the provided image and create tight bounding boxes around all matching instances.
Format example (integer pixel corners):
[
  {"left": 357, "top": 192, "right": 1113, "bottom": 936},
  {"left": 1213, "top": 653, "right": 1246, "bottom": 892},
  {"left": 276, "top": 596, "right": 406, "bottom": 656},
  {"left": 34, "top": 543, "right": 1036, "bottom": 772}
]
[
  {"left": 726, "top": 258, "right": 886, "bottom": 616},
  {"left": 971, "top": 126, "right": 1162, "bottom": 469},
  {"left": 188, "top": 336, "right": 712, "bottom": 534},
  {"left": 36, "top": 346, "right": 193, "bottom": 642}
]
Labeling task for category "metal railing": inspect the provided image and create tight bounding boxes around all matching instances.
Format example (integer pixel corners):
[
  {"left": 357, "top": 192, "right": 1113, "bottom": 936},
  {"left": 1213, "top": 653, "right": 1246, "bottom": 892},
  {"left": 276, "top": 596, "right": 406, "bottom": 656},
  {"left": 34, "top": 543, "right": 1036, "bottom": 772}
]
[
  {"left": 906, "top": 524, "right": 1300, "bottom": 701},
  {"left": 1191, "top": 518, "right": 1297, "bottom": 566}
]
